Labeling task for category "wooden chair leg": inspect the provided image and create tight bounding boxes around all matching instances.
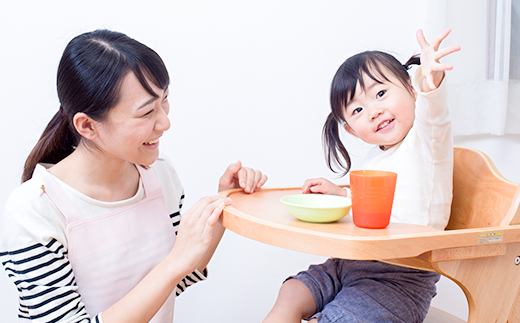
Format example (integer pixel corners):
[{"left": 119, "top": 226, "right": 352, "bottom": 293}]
[
  {"left": 433, "top": 242, "right": 520, "bottom": 323},
  {"left": 508, "top": 289, "right": 520, "bottom": 323}
]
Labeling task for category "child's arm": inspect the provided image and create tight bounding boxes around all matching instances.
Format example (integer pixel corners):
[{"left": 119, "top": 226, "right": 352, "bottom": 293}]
[
  {"left": 416, "top": 28, "right": 460, "bottom": 92},
  {"left": 302, "top": 177, "right": 347, "bottom": 197}
]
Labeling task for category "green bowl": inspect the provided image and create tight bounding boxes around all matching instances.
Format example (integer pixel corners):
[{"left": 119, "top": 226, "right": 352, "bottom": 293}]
[{"left": 280, "top": 194, "right": 352, "bottom": 223}]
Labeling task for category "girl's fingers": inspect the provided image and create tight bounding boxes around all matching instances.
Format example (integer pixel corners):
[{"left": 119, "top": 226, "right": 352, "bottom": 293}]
[
  {"left": 416, "top": 29, "right": 429, "bottom": 49},
  {"left": 432, "top": 63, "right": 454, "bottom": 72},
  {"left": 435, "top": 45, "right": 461, "bottom": 60},
  {"left": 302, "top": 178, "right": 322, "bottom": 193},
  {"left": 431, "top": 28, "right": 452, "bottom": 50}
]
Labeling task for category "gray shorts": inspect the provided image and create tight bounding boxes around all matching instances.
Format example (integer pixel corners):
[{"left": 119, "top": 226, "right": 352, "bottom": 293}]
[{"left": 289, "top": 258, "right": 440, "bottom": 323}]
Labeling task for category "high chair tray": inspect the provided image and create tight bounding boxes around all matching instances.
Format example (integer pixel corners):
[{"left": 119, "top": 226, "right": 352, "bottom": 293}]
[{"left": 219, "top": 187, "right": 520, "bottom": 261}]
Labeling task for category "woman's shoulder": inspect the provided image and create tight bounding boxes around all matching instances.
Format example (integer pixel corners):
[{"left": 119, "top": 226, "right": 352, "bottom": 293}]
[
  {"left": 1, "top": 166, "right": 67, "bottom": 251},
  {"left": 150, "top": 154, "right": 182, "bottom": 187},
  {"left": 149, "top": 154, "right": 184, "bottom": 207}
]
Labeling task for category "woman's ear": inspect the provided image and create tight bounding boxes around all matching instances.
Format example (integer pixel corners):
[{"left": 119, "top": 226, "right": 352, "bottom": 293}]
[
  {"left": 343, "top": 123, "right": 358, "bottom": 138},
  {"left": 73, "top": 112, "right": 98, "bottom": 140}
]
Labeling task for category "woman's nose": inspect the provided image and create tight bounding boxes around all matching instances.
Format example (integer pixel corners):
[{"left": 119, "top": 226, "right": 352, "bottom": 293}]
[{"left": 155, "top": 103, "right": 171, "bottom": 131}]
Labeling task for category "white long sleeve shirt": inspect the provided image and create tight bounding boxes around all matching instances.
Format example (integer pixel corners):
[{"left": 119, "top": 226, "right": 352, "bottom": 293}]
[
  {"left": 0, "top": 155, "right": 206, "bottom": 322},
  {"left": 351, "top": 68, "right": 453, "bottom": 230}
]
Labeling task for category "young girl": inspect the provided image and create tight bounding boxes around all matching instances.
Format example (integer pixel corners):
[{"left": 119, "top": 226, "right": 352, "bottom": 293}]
[
  {"left": 263, "top": 29, "right": 460, "bottom": 323},
  {"left": 0, "top": 30, "right": 267, "bottom": 323}
]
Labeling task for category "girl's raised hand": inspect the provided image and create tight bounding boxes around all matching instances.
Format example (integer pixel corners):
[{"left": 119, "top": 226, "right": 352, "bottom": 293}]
[
  {"left": 416, "top": 28, "right": 460, "bottom": 92},
  {"left": 218, "top": 161, "right": 268, "bottom": 193},
  {"left": 302, "top": 178, "right": 347, "bottom": 197}
]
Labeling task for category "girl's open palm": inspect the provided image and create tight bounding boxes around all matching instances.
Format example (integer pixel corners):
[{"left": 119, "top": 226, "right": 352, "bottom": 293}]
[{"left": 416, "top": 28, "right": 460, "bottom": 91}]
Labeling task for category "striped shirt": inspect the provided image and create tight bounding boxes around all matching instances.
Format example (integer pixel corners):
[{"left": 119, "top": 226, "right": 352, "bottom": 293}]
[{"left": 0, "top": 156, "right": 206, "bottom": 322}]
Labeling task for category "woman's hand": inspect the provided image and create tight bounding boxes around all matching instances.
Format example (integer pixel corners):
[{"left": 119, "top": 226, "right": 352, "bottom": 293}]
[
  {"left": 218, "top": 161, "right": 268, "bottom": 193},
  {"left": 302, "top": 178, "right": 347, "bottom": 197},
  {"left": 170, "top": 195, "right": 231, "bottom": 273},
  {"left": 416, "top": 28, "right": 460, "bottom": 92}
]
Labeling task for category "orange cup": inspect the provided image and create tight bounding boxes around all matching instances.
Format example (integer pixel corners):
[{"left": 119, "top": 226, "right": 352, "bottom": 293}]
[{"left": 349, "top": 170, "right": 397, "bottom": 229}]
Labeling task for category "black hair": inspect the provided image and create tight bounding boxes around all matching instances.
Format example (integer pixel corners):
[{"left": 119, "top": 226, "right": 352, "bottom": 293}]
[
  {"left": 323, "top": 51, "right": 420, "bottom": 176},
  {"left": 23, "top": 29, "right": 170, "bottom": 182}
]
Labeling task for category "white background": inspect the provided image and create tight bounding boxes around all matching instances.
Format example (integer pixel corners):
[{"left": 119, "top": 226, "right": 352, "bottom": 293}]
[{"left": 2, "top": 1, "right": 520, "bottom": 322}]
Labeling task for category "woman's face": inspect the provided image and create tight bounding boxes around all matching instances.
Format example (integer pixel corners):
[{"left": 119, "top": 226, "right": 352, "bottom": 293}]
[{"left": 93, "top": 72, "right": 170, "bottom": 166}]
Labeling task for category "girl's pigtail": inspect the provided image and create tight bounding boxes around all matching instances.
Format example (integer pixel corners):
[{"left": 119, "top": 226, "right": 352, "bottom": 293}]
[
  {"left": 403, "top": 54, "right": 421, "bottom": 70},
  {"left": 22, "top": 107, "right": 77, "bottom": 182},
  {"left": 322, "top": 113, "right": 351, "bottom": 177}
]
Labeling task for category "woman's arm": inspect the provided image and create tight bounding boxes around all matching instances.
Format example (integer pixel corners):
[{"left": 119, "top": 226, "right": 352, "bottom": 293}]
[{"left": 102, "top": 195, "right": 230, "bottom": 323}]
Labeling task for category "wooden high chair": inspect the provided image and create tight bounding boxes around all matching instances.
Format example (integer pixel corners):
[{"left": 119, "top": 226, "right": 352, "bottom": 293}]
[
  {"left": 220, "top": 147, "right": 520, "bottom": 323},
  {"left": 405, "top": 147, "right": 520, "bottom": 322}
]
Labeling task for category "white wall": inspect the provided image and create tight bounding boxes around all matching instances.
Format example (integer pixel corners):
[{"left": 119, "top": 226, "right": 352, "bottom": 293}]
[{"left": 1, "top": 1, "right": 518, "bottom": 322}]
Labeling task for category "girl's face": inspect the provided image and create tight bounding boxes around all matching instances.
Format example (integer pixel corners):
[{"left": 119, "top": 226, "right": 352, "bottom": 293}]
[
  {"left": 343, "top": 67, "right": 416, "bottom": 150},
  {"left": 93, "top": 72, "right": 170, "bottom": 166}
]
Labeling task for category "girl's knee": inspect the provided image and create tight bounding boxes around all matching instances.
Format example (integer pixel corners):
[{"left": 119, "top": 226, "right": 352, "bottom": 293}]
[{"left": 276, "top": 279, "right": 317, "bottom": 318}]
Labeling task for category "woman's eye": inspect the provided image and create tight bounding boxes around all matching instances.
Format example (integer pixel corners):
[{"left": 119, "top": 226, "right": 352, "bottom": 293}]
[
  {"left": 376, "top": 90, "right": 386, "bottom": 99},
  {"left": 353, "top": 107, "right": 362, "bottom": 115},
  {"left": 143, "top": 109, "right": 154, "bottom": 117}
]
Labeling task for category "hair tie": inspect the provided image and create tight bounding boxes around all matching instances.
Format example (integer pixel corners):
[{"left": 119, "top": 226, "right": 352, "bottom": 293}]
[
  {"left": 402, "top": 64, "right": 411, "bottom": 71},
  {"left": 58, "top": 106, "right": 68, "bottom": 118}
]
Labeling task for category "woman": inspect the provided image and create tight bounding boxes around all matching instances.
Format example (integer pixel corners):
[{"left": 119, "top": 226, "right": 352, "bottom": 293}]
[{"left": 0, "top": 29, "right": 267, "bottom": 322}]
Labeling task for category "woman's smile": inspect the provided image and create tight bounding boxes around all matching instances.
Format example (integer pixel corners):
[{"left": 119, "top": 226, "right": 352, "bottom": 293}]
[{"left": 144, "top": 137, "right": 160, "bottom": 147}]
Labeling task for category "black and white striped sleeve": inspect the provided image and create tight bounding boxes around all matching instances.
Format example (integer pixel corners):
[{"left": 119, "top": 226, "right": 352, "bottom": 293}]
[
  {"left": 169, "top": 193, "right": 208, "bottom": 296},
  {"left": 0, "top": 239, "right": 101, "bottom": 323}
]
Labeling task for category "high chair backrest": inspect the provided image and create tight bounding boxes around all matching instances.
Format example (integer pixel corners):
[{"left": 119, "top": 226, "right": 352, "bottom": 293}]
[
  {"left": 446, "top": 147, "right": 520, "bottom": 230},
  {"left": 424, "top": 147, "right": 520, "bottom": 323}
]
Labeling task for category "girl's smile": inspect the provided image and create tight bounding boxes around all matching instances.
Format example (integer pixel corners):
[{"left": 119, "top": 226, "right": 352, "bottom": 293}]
[{"left": 376, "top": 119, "right": 394, "bottom": 132}]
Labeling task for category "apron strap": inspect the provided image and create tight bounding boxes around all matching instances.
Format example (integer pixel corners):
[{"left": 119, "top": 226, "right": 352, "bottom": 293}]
[
  {"left": 40, "top": 170, "right": 83, "bottom": 226},
  {"left": 136, "top": 165, "right": 163, "bottom": 199}
]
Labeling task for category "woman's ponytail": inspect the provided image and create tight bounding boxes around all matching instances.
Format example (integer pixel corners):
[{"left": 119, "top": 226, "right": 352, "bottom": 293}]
[
  {"left": 22, "top": 107, "right": 77, "bottom": 182},
  {"left": 322, "top": 113, "right": 351, "bottom": 176}
]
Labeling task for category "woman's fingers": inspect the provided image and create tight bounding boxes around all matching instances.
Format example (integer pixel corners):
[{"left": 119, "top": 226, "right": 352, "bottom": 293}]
[
  {"left": 255, "top": 170, "right": 268, "bottom": 188},
  {"left": 184, "top": 195, "right": 230, "bottom": 227},
  {"left": 218, "top": 161, "right": 241, "bottom": 192},
  {"left": 236, "top": 167, "right": 267, "bottom": 193}
]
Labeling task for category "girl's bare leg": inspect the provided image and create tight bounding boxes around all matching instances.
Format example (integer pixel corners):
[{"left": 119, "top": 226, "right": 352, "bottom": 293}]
[{"left": 263, "top": 279, "right": 318, "bottom": 323}]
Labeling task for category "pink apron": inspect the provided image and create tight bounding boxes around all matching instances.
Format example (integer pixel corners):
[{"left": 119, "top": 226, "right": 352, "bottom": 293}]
[{"left": 41, "top": 165, "right": 176, "bottom": 322}]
